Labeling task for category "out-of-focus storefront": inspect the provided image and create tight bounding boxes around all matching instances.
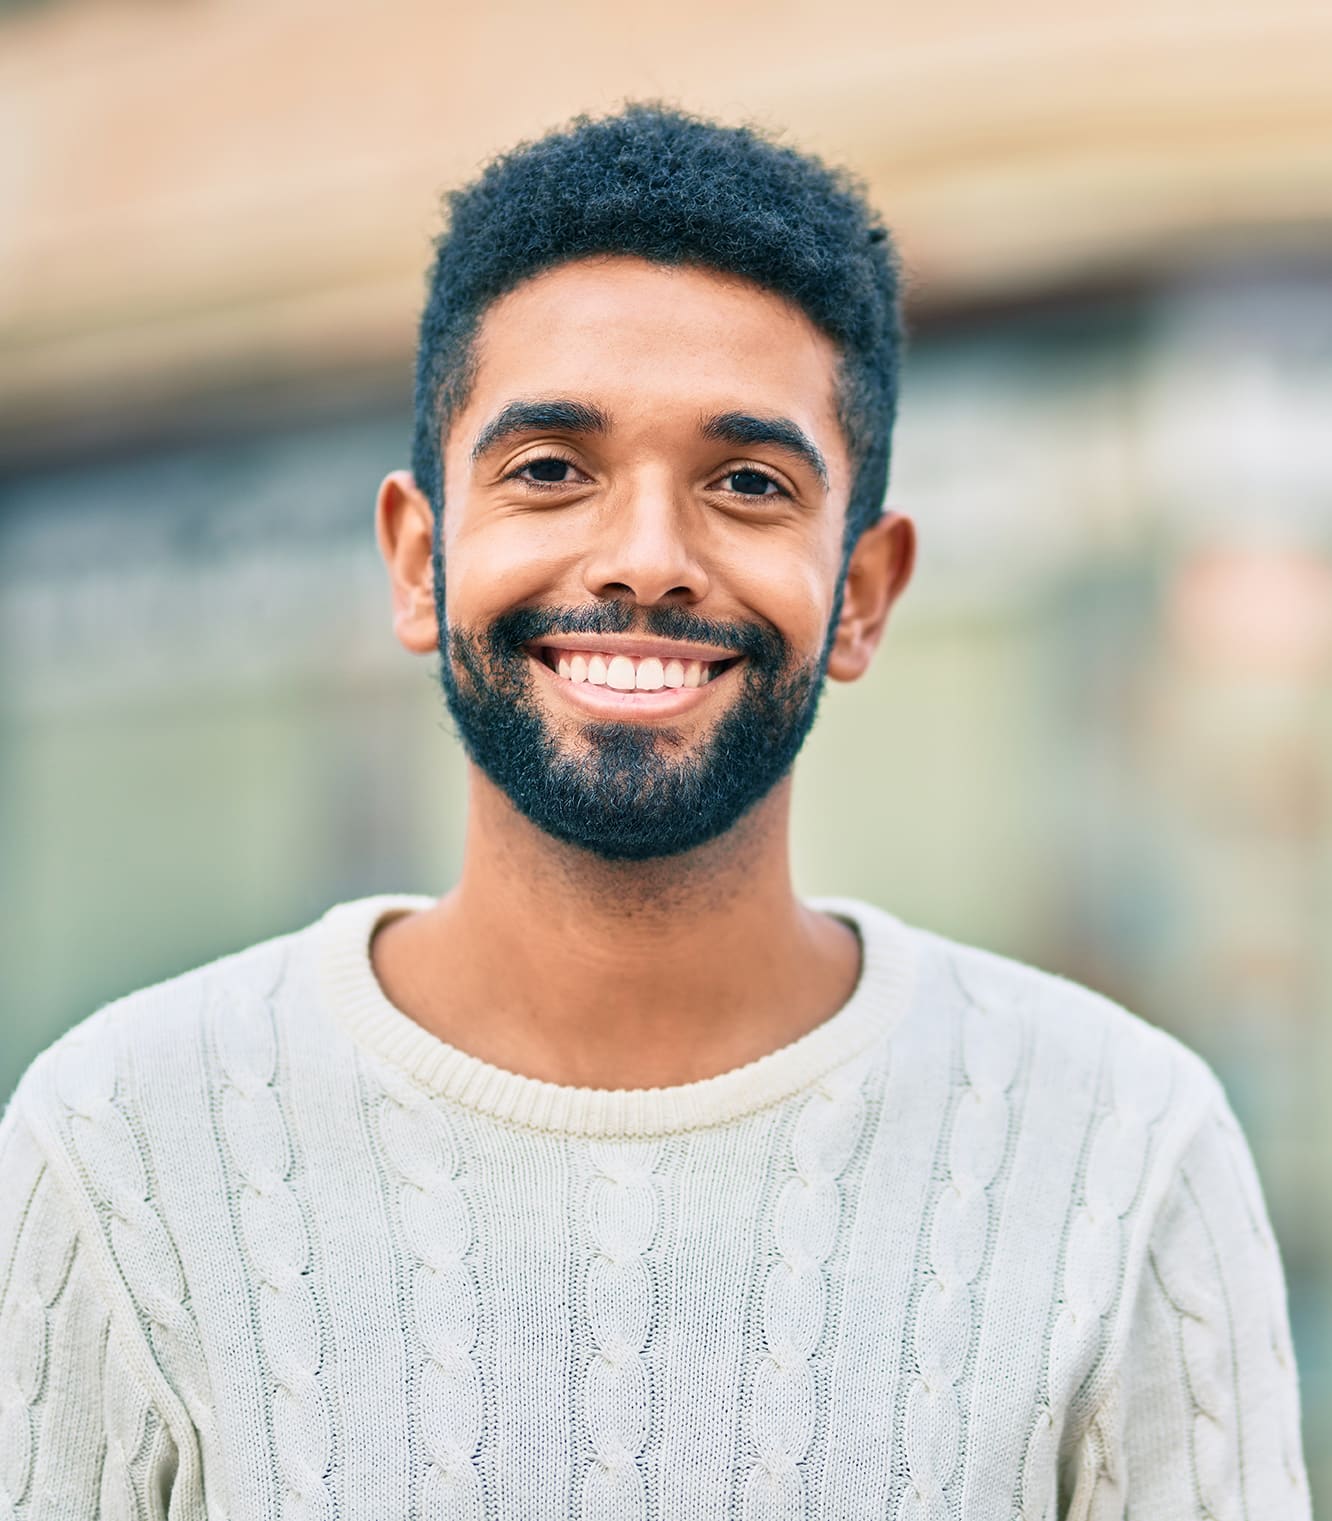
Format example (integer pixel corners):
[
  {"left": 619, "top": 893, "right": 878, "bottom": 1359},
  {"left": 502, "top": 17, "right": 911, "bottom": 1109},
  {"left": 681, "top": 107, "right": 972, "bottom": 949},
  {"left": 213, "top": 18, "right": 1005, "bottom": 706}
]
[{"left": 2, "top": 0, "right": 1329, "bottom": 1498}]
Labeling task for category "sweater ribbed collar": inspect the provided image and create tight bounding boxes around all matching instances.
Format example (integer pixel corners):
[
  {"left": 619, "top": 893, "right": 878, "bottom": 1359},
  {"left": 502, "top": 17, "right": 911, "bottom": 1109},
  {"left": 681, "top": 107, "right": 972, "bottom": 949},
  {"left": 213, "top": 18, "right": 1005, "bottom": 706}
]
[{"left": 315, "top": 892, "right": 915, "bottom": 1138}]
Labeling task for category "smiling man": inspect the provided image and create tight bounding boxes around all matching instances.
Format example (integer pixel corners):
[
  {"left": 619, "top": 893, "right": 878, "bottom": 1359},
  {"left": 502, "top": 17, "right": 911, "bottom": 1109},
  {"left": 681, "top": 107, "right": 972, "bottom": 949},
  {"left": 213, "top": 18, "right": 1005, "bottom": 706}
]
[{"left": 0, "top": 106, "right": 1310, "bottom": 1518}]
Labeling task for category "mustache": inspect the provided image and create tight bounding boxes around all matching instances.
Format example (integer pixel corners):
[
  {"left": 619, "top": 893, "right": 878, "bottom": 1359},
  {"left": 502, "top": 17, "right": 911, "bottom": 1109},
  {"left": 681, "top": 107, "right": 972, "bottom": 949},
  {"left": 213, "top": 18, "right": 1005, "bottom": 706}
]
[{"left": 483, "top": 603, "right": 789, "bottom": 671}]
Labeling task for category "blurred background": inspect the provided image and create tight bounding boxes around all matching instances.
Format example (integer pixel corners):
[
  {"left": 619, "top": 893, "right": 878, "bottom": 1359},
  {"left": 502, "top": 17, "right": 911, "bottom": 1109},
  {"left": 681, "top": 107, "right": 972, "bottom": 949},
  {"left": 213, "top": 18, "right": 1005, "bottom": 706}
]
[{"left": 1, "top": 0, "right": 1328, "bottom": 1490}]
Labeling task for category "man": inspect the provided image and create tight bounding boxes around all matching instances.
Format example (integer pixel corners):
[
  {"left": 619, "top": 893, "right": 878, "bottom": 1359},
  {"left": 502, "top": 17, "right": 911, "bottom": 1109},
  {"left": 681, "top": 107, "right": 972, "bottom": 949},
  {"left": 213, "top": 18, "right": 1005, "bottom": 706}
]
[{"left": 0, "top": 105, "right": 1310, "bottom": 1518}]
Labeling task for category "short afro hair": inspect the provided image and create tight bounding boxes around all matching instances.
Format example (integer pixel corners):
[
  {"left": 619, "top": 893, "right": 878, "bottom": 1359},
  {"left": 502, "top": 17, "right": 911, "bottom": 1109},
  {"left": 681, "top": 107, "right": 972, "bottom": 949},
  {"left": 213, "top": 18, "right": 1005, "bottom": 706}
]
[{"left": 412, "top": 102, "right": 906, "bottom": 554}]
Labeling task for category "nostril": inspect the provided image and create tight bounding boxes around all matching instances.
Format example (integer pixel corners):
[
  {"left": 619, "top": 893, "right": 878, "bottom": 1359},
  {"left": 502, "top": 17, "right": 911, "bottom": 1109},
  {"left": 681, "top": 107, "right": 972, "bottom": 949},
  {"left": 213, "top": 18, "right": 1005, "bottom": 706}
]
[{"left": 597, "top": 583, "right": 695, "bottom": 601}]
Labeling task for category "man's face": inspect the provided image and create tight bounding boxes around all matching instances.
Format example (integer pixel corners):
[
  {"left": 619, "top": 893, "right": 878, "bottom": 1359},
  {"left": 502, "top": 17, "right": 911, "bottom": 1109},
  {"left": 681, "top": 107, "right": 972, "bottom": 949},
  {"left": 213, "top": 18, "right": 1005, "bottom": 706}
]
[{"left": 433, "top": 255, "right": 860, "bottom": 861}]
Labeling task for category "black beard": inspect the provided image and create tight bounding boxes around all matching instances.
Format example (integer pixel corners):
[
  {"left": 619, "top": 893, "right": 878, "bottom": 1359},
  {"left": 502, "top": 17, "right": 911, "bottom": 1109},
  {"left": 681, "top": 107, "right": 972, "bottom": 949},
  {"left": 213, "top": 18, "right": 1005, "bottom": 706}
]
[{"left": 436, "top": 597, "right": 835, "bottom": 862}]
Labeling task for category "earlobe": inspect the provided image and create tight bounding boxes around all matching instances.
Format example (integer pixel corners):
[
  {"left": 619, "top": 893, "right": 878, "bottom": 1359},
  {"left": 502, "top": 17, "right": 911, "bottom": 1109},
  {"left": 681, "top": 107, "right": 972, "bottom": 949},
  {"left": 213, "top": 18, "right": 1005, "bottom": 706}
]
[
  {"left": 374, "top": 469, "right": 440, "bottom": 655},
  {"left": 825, "top": 510, "right": 916, "bottom": 683}
]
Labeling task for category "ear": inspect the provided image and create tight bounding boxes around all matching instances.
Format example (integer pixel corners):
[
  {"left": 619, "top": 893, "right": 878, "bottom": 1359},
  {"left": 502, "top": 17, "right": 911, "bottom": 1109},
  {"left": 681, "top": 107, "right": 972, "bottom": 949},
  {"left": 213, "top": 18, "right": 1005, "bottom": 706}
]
[
  {"left": 374, "top": 469, "right": 440, "bottom": 655},
  {"left": 825, "top": 509, "right": 916, "bottom": 683}
]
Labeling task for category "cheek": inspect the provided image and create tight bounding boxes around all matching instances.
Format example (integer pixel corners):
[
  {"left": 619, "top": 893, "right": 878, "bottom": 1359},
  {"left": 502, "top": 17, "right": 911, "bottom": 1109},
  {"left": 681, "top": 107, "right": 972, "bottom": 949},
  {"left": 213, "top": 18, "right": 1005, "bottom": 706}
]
[
  {"left": 723, "top": 535, "right": 841, "bottom": 654},
  {"left": 441, "top": 511, "right": 580, "bottom": 625}
]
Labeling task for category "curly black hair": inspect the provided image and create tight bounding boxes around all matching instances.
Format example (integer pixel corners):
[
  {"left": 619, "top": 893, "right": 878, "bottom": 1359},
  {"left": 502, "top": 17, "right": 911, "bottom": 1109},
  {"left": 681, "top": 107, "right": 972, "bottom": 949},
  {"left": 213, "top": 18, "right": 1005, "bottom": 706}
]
[{"left": 412, "top": 102, "right": 905, "bottom": 554}]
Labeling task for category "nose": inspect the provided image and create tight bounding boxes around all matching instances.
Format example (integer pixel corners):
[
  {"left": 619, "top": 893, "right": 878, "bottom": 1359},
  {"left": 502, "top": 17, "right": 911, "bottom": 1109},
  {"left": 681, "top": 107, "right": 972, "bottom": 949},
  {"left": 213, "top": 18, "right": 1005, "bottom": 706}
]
[{"left": 581, "top": 479, "right": 710, "bottom": 607}]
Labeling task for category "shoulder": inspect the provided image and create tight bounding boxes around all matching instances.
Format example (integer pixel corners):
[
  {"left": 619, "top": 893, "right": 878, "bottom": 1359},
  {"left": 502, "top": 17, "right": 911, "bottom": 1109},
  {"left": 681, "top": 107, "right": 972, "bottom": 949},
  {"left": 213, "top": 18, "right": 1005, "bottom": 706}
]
[
  {"left": 47, "top": 918, "right": 301, "bottom": 1059},
  {"left": 839, "top": 898, "right": 1224, "bottom": 1152},
  {"left": 934, "top": 915, "right": 1212, "bottom": 1092},
  {"left": 8, "top": 914, "right": 321, "bottom": 1158}
]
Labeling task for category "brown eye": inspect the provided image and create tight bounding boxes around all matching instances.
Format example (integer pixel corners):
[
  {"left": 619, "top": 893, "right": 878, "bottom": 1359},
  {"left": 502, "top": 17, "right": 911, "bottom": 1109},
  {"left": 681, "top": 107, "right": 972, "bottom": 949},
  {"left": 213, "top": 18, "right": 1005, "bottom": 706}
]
[
  {"left": 724, "top": 469, "right": 780, "bottom": 496},
  {"left": 522, "top": 457, "right": 575, "bottom": 483}
]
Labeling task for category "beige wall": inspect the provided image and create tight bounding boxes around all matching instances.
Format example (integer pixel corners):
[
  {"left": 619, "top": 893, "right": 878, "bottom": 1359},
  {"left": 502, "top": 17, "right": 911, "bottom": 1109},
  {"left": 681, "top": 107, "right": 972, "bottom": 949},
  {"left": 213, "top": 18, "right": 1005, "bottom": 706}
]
[{"left": 3, "top": 0, "right": 1330, "bottom": 449}]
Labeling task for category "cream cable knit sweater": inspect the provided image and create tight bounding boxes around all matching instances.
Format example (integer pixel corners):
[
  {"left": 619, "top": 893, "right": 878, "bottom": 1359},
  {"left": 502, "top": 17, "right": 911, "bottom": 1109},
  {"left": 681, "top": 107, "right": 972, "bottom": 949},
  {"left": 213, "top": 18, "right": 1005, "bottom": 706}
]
[{"left": 0, "top": 895, "right": 1311, "bottom": 1519}]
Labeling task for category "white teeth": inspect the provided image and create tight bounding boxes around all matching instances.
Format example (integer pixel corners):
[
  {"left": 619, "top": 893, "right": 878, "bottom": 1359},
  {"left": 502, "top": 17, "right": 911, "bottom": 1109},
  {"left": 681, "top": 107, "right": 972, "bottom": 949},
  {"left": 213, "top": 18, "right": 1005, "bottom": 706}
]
[
  {"left": 543, "top": 648, "right": 730, "bottom": 691},
  {"left": 606, "top": 655, "right": 637, "bottom": 691}
]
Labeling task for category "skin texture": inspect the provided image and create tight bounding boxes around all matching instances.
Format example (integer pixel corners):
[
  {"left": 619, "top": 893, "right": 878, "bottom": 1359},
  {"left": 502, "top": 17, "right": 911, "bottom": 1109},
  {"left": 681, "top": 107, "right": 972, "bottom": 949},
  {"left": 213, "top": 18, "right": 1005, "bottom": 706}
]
[{"left": 373, "top": 255, "right": 916, "bottom": 1089}]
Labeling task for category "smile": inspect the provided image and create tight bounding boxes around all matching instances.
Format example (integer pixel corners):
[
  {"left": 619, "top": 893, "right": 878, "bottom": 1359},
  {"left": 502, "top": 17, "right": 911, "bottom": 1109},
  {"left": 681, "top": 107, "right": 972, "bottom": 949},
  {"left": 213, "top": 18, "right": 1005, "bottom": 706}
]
[
  {"left": 536, "top": 645, "right": 738, "bottom": 691},
  {"left": 525, "top": 641, "right": 743, "bottom": 718}
]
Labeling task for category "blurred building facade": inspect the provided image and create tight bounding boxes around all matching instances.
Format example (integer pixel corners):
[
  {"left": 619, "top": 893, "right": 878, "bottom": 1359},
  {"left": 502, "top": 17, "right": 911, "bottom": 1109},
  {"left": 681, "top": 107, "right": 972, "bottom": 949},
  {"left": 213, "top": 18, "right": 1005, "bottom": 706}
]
[{"left": 2, "top": 0, "right": 1330, "bottom": 1496}]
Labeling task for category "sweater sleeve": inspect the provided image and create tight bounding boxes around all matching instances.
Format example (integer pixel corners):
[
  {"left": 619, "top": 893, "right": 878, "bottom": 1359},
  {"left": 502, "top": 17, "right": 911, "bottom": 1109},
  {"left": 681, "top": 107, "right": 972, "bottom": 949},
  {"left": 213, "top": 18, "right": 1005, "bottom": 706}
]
[
  {"left": 0, "top": 1094, "right": 182, "bottom": 1520},
  {"left": 1062, "top": 1078, "right": 1312, "bottom": 1520}
]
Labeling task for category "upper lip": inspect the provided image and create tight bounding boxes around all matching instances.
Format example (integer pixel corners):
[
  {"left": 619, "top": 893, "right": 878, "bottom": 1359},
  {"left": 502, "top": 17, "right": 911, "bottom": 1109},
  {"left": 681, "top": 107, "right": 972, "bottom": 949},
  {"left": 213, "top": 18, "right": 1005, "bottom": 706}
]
[{"left": 525, "top": 634, "right": 740, "bottom": 663}]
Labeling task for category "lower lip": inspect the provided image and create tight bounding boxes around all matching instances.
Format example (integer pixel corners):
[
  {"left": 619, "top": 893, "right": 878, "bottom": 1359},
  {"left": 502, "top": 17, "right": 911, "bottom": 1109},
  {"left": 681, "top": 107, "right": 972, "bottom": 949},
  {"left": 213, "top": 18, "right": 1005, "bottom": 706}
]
[{"left": 527, "top": 652, "right": 739, "bottom": 720}]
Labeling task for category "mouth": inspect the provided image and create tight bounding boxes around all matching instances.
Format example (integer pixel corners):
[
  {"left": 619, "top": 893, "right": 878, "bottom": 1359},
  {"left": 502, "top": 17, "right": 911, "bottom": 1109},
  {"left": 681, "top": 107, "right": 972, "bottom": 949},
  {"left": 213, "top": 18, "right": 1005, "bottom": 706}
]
[
  {"left": 532, "top": 643, "right": 741, "bottom": 692},
  {"left": 523, "top": 640, "right": 744, "bottom": 719}
]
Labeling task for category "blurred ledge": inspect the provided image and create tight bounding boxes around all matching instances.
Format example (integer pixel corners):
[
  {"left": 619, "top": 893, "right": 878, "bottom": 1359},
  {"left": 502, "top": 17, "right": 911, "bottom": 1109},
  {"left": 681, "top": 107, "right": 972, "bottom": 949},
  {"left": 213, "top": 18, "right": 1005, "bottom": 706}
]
[
  {"left": 1, "top": 0, "right": 1329, "bottom": 465},
  {"left": 0, "top": 273, "right": 420, "bottom": 473}
]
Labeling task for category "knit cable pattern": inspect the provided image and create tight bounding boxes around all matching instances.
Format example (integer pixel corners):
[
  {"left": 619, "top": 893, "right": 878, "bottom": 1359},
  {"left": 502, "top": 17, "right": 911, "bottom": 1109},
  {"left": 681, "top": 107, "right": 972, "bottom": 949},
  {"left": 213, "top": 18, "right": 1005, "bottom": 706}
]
[
  {"left": 99, "top": 1325, "right": 154, "bottom": 1521},
  {"left": 210, "top": 972, "right": 335, "bottom": 1520},
  {"left": 4, "top": 904, "right": 1306, "bottom": 1516},
  {"left": 0, "top": 1165, "right": 77, "bottom": 1515},
  {"left": 1063, "top": 1376, "right": 1124, "bottom": 1520},
  {"left": 578, "top": 1138, "right": 664, "bottom": 1520},
  {"left": 49, "top": 1023, "right": 224, "bottom": 1515},
  {"left": 371, "top": 1062, "right": 484, "bottom": 1518},
  {"left": 892, "top": 956, "right": 1025, "bottom": 1521},
  {"left": 1015, "top": 1023, "right": 1173, "bottom": 1520},
  {"left": 1148, "top": 1181, "right": 1242, "bottom": 1521},
  {"left": 1211, "top": 1103, "right": 1309, "bottom": 1507},
  {"left": 739, "top": 1060, "right": 869, "bottom": 1520}
]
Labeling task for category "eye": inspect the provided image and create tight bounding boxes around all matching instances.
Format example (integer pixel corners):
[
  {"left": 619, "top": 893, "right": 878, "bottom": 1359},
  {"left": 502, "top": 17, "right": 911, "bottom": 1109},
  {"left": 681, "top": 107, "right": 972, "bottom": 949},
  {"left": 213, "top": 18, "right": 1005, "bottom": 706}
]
[
  {"left": 719, "top": 468, "right": 783, "bottom": 497},
  {"left": 508, "top": 455, "right": 583, "bottom": 485}
]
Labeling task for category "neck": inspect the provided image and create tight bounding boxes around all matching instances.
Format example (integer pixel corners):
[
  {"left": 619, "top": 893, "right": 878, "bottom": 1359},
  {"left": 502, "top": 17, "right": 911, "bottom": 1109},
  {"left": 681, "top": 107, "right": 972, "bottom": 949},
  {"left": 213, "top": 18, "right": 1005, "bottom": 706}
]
[{"left": 371, "top": 769, "right": 861, "bottom": 1088}]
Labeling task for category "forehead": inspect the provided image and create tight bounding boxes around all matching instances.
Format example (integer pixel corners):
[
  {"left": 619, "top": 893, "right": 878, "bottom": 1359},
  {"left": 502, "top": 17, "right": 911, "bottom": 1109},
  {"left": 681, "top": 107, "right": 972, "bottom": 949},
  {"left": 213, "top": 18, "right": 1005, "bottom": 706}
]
[{"left": 455, "top": 255, "right": 846, "bottom": 464}]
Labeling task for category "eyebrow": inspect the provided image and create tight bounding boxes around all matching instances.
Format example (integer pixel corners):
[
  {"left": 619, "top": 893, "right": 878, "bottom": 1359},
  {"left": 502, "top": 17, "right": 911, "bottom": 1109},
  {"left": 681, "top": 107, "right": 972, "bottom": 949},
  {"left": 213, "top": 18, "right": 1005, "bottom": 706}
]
[
  {"left": 470, "top": 398, "right": 610, "bottom": 463},
  {"left": 468, "top": 397, "right": 830, "bottom": 488},
  {"left": 700, "top": 411, "right": 828, "bottom": 487}
]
